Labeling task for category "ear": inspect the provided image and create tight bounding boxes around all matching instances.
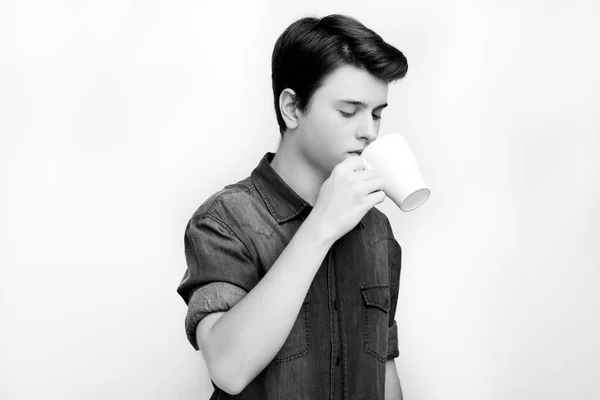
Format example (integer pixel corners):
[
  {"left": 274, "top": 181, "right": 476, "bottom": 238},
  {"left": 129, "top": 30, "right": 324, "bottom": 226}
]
[{"left": 279, "top": 88, "right": 301, "bottom": 130}]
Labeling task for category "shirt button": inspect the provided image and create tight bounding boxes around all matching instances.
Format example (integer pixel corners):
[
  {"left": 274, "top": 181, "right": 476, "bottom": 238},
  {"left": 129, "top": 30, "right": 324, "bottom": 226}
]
[
  {"left": 336, "top": 356, "right": 341, "bottom": 366},
  {"left": 333, "top": 300, "right": 338, "bottom": 311}
]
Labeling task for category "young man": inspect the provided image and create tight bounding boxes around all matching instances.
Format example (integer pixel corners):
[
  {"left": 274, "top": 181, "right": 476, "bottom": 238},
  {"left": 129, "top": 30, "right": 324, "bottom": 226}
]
[{"left": 177, "top": 14, "right": 408, "bottom": 399}]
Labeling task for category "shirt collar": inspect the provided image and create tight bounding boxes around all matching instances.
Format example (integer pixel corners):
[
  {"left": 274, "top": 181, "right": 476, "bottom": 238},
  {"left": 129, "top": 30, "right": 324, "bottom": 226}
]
[
  {"left": 251, "top": 152, "right": 311, "bottom": 223},
  {"left": 251, "top": 152, "right": 364, "bottom": 229}
]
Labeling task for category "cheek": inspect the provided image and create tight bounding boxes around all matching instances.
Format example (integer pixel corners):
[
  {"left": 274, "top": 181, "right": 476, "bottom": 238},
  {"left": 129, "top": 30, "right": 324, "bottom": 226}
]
[
  {"left": 310, "top": 109, "right": 338, "bottom": 128},
  {"left": 322, "top": 111, "right": 356, "bottom": 135},
  {"left": 304, "top": 111, "right": 337, "bottom": 139},
  {"left": 304, "top": 110, "right": 354, "bottom": 151}
]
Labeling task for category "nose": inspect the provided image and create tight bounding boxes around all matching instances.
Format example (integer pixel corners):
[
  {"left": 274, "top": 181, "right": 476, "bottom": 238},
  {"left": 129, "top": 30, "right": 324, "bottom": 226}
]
[{"left": 358, "top": 114, "right": 378, "bottom": 143}]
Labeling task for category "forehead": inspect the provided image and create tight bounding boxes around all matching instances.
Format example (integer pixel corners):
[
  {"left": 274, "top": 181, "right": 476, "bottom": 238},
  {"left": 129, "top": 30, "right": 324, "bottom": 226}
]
[{"left": 315, "top": 64, "right": 389, "bottom": 104}]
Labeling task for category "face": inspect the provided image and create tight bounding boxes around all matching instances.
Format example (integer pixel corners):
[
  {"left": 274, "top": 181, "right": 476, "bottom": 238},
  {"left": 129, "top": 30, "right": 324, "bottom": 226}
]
[{"left": 295, "top": 64, "right": 389, "bottom": 176}]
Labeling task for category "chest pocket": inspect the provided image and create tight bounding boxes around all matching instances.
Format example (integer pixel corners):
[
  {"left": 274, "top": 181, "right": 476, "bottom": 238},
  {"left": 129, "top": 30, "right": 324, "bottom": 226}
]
[
  {"left": 360, "top": 284, "right": 390, "bottom": 363},
  {"left": 272, "top": 290, "right": 311, "bottom": 364}
]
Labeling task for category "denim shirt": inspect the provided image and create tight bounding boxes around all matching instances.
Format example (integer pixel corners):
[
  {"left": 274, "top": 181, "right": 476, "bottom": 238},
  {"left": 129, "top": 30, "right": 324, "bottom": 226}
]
[{"left": 177, "top": 152, "right": 402, "bottom": 400}]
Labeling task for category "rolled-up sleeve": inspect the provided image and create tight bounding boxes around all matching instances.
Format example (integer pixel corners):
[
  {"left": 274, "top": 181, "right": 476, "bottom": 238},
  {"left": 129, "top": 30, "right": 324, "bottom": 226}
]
[
  {"left": 177, "top": 214, "right": 259, "bottom": 350},
  {"left": 387, "top": 232, "right": 402, "bottom": 360}
]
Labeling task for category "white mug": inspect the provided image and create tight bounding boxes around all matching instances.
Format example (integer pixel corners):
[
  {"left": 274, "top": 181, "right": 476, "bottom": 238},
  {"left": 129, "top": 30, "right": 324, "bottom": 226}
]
[{"left": 361, "top": 133, "right": 430, "bottom": 212}]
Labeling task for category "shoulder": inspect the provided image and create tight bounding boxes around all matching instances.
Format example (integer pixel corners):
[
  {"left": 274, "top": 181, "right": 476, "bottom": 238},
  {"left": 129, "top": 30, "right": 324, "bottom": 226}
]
[
  {"left": 189, "top": 175, "right": 271, "bottom": 233},
  {"left": 190, "top": 175, "right": 255, "bottom": 220}
]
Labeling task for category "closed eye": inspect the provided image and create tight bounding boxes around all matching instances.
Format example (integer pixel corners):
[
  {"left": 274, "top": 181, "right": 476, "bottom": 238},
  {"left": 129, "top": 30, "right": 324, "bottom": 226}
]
[{"left": 339, "top": 110, "right": 382, "bottom": 121}]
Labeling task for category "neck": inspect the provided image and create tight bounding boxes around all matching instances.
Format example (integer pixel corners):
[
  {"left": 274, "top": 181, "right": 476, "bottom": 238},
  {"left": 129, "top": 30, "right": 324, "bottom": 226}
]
[{"left": 270, "top": 134, "right": 327, "bottom": 207}]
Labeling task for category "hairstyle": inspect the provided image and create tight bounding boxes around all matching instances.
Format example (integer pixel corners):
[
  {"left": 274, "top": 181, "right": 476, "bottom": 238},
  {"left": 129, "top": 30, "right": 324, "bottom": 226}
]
[{"left": 271, "top": 14, "right": 409, "bottom": 136}]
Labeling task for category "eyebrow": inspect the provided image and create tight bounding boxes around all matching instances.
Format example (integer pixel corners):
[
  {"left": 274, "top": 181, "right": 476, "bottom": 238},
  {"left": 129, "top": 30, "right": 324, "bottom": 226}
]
[{"left": 335, "top": 99, "right": 388, "bottom": 111}]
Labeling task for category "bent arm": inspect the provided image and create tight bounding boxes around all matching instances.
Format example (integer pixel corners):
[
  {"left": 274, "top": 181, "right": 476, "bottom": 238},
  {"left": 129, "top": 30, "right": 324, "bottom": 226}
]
[{"left": 196, "top": 214, "right": 334, "bottom": 395}]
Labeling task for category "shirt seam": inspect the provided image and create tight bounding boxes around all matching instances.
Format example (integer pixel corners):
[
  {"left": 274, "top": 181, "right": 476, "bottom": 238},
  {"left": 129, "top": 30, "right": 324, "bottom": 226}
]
[{"left": 191, "top": 211, "right": 257, "bottom": 263}]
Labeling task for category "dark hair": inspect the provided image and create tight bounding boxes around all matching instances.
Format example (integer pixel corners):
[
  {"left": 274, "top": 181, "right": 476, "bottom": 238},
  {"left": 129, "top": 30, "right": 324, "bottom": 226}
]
[{"left": 271, "top": 14, "right": 408, "bottom": 136}]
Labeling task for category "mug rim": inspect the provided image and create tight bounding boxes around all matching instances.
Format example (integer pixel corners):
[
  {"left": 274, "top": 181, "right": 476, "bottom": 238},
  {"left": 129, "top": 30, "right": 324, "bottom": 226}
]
[{"left": 363, "top": 133, "right": 406, "bottom": 156}]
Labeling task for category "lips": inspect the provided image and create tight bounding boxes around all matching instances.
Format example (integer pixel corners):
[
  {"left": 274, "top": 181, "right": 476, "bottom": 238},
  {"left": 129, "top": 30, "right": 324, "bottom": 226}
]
[{"left": 348, "top": 150, "right": 363, "bottom": 155}]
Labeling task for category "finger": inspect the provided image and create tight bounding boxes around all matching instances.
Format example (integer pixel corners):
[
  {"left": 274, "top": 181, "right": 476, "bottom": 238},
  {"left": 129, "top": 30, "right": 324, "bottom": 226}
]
[
  {"left": 366, "top": 190, "right": 386, "bottom": 207},
  {"left": 353, "top": 169, "right": 378, "bottom": 181},
  {"left": 340, "top": 155, "right": 367, "bottom": 172},
  {"left": 360, "top": 177, "right": 385, "bottom": 194}
]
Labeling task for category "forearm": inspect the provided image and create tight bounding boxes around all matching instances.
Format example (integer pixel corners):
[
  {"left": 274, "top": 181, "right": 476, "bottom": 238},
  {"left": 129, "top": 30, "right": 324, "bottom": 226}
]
[
  {"left": 385, "top": 359, "right": 403, "bottom": 400},
  {"left": 204, "top": 214, "right": 334, "bottom": 392}
]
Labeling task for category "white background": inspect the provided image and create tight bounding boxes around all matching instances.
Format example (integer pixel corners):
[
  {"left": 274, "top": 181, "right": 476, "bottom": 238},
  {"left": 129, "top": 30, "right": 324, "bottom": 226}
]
[{"left": 1, "top": 1, "right": 599, "bottom": 399}]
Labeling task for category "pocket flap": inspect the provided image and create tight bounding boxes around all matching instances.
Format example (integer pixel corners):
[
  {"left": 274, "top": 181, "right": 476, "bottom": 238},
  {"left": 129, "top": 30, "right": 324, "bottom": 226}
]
[{"left": 360, "top": 285, "right": 390, "bottom": 312}]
